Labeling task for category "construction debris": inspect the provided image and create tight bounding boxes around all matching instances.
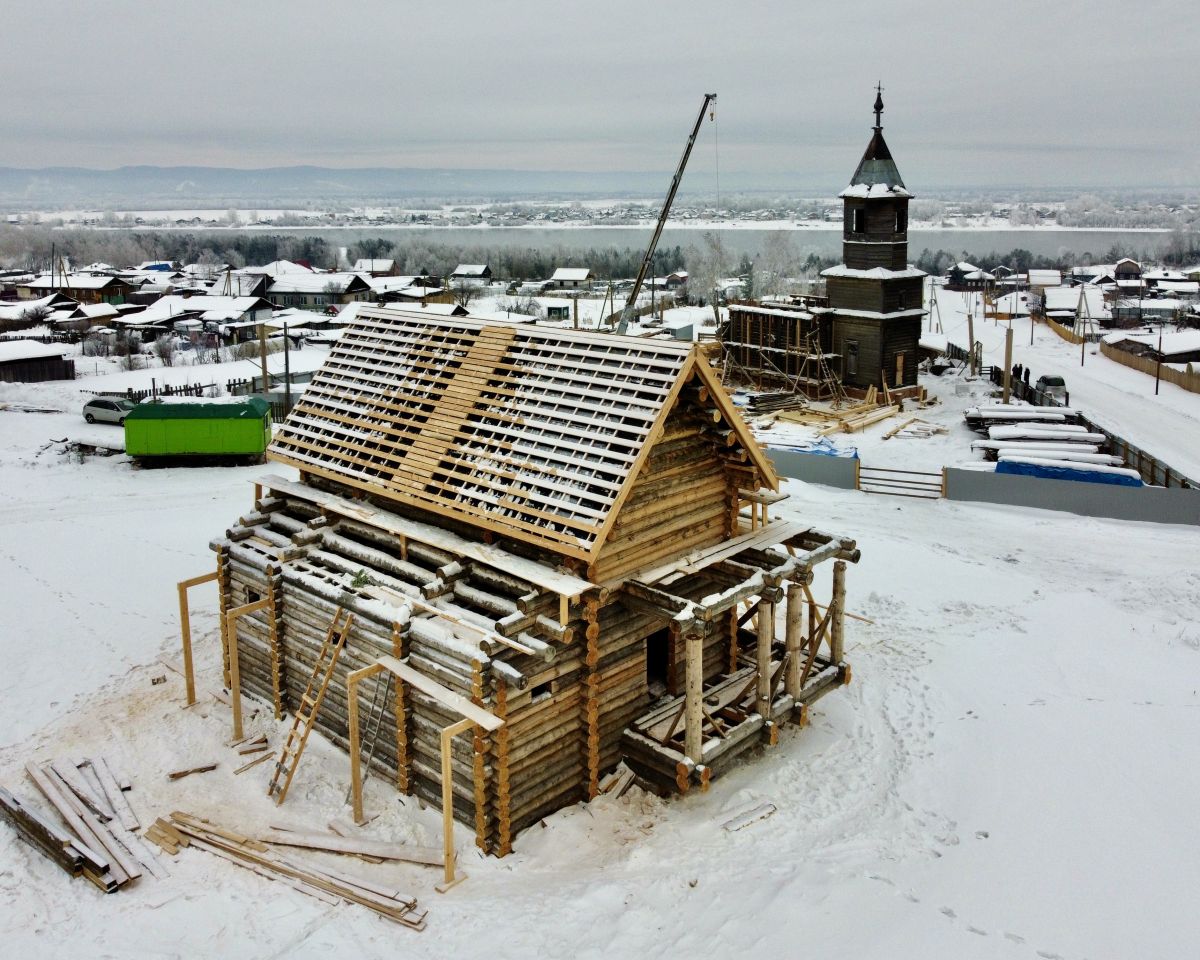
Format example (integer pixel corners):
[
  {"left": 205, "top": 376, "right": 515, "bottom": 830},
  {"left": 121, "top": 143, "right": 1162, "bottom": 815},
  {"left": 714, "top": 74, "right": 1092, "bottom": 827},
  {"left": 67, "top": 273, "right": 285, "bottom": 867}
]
[
  {"left": 154, "top": 812, "right": 427, "bottom": 929},
  {"left": 167, "top": 763, "right": 218, "bottom": 781},
  {"left": 17, "top": 757, "right": 165, "bottom": 891},
  {"left": 777, "top": 399, "right": 902, "bottom": 435}
]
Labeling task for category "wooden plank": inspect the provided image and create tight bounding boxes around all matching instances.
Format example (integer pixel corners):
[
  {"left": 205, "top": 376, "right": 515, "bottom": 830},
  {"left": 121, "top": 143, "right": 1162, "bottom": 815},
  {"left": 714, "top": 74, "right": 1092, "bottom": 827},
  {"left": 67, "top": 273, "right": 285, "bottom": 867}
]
[
  {"left": 630, "top": 520, "right": 810, "bottom": 585},
  {"left": 373, "top": 655, "right": 503, "bottom": 731},
  {"left": 252, "top": 829, "right": 444, "bottom": 867},
  {"left": 168, "top": 763, "right": 218, "bottom": 781},
  {"left": 92, "top": 758, "right": 139, "bottom": 832}
]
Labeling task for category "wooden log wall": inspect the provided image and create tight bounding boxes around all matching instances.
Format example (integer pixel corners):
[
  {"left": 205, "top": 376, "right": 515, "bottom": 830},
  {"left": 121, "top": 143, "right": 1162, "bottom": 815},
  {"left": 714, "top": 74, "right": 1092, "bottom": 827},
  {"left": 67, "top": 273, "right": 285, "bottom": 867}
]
[
  {"left": 211, "top": 493, "right": 670, "bottom": 855},
  {"left": 590, "top": 403, "right": 735, "bottom": 584}
]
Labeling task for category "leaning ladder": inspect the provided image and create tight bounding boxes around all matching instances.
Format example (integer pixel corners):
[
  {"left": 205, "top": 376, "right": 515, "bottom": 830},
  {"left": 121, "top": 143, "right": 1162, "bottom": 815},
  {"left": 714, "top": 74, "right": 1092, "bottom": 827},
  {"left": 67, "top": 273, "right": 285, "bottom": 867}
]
[{"left": 267, "top": 607, "right": 355, "bottom": 805}]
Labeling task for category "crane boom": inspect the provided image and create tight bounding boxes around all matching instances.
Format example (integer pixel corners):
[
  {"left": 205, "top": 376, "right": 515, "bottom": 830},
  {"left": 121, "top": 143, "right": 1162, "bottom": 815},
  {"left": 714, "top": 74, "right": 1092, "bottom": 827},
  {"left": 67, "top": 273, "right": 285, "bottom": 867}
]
[{"left": 615, "top": 93, "right": 716, "bottom": 334}]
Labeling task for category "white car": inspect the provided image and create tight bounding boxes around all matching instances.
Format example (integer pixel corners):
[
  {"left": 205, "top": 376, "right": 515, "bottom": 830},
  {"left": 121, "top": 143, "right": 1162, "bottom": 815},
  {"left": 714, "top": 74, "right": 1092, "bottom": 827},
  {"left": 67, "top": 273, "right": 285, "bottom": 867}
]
[{"left": 83, "top": 397, "right": 137, "bottom": 425}]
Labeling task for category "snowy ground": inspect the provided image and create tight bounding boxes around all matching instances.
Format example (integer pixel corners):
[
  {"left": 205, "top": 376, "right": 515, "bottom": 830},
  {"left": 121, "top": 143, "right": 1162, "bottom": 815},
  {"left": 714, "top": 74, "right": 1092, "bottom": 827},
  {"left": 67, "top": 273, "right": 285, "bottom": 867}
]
[{"left": 1, "top": 342, "right": 1198, "bottom": 960}]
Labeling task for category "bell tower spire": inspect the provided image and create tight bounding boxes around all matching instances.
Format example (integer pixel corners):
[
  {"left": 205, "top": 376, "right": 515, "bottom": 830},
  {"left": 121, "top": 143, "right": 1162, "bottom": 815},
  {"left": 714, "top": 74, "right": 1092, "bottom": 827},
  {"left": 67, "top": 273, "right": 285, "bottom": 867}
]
[{"left": 873, "top": 82, "right": 884, "bottom": 130}]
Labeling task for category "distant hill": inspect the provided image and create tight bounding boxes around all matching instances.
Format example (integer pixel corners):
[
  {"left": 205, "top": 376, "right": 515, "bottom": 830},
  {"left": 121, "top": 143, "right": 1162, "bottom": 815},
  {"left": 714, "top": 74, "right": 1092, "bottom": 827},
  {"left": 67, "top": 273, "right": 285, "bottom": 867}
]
[{"left": 0, "top": 165, "right": 793, "bottom": 209}]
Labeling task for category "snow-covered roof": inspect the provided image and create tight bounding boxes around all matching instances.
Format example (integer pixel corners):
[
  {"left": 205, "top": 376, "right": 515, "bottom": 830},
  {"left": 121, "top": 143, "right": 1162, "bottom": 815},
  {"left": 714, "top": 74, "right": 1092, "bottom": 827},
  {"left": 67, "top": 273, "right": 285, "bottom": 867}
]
[
  {"left": 1156, "top": 280, "right": 1199, "bottom": 294},
  {"left": 21, "top": 274, "right": 125, "bottom": 290},
  {"left": 240, "top": 260, "right": 313, "bottom": 278},
  {"left": 822, "top": 264, "right": 925, "bottom": 280},
  {"left": 1143, "top": 269, "right": 1188, "bottom": 282},
  {"left": 550, "top": 267, "right": 592, "bottom": 282},
  {"left": 1104, "top": 330, "right": 1200, "bottom": 357},
  {"left": 352, "top": 259, "right": 395, "bottom": 272},
  {"left": 0, "top": 340, "right": 67, "bottom": 363},
  {"left": 452, "top": 264, "right": 490, "bottom": 277},
  {"left": 838, "top": 182, "right": 913, "bottom": 200},
  {"left": 268, "top": 273, "right": 364, "bottom": 294},
  {"left": 1027, "top": 269, "right": 1062, "bottom": 287}
]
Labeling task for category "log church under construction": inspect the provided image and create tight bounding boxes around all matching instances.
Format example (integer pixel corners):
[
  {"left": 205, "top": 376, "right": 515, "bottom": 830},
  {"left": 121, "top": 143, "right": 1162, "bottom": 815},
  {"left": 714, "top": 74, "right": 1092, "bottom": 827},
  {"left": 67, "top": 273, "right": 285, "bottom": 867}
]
[{"left": 208, "top": 307, "right": 859, "bottom": 855}]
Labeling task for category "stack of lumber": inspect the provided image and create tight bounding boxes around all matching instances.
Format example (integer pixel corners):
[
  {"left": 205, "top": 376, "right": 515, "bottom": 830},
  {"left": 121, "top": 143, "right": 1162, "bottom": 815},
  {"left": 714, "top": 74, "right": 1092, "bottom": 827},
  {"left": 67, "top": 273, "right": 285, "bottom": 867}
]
[
  {"left": 153, "top": 812, "right": 426, "bottom": 929},
  {"left": 17, "top": 757, "right": 165, "bottom": 891},
  {"left": 0, "top": 786, "right": 113, "bottom": 890},
  {"left": 777, "top": 399, "right": 902, "bottom": 436},
  {"left": 746, "top": 392, "right": 807, "bottom": 415}
]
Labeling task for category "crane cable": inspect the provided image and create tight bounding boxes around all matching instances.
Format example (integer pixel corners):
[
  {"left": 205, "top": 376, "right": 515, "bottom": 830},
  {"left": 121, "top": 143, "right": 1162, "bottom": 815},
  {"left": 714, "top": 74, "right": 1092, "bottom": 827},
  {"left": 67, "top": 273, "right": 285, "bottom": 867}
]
[{"left": 712, "top": 101, "right": 724, "bottom": 294}]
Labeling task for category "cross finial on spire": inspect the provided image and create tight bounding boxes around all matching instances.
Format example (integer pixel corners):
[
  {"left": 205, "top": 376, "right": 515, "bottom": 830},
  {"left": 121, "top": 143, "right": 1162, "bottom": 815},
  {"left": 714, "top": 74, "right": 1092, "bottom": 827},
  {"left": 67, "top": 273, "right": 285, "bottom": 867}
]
[{"left": 873, "top": 82, "right": 884, "bottom": 129}]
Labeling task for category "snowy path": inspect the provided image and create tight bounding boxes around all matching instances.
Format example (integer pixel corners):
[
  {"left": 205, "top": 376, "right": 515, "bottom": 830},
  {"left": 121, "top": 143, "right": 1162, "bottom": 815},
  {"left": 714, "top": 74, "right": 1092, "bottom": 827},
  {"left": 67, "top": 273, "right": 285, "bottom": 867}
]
[{"left": 1, "top": 400, "right": 1197, "bottom": 959}]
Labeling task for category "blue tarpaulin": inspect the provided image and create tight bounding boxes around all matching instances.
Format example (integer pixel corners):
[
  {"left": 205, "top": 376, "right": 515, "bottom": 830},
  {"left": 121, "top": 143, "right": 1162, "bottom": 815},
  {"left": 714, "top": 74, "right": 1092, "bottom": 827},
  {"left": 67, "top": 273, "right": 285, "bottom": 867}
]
[{"left": 996, "top": 459, "right": 1143, "bottom": 487}]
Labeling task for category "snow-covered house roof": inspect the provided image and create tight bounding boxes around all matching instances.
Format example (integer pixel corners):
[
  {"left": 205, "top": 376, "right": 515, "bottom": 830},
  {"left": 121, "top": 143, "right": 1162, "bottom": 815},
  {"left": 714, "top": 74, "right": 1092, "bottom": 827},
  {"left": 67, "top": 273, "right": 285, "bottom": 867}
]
[
  {"left": 452, "top": 264, "right": 490, "bottom": 278},
  {"left": 267, "top": 273, "right": 370, "bottom": 295},
  {"left": 352, "top": 259, "right": 395, "bottom": 273},
  {"left": 241, "top": 260, "right": 313, "bottom": 278},
  {"left": 1027, "top": 269, "right": 1062, "bottom": 288},
  {"left": 0, "top": 340, "right": 68, "bottom": 363},
  {"left": 550, "top": 267, "right": 593, "bottom": 283},
  {"left": 995, "top": 292, "right": 1030, "bottom": 315},
  {"left": 21, "top": 274, "right": 128, "bottom": 291}
]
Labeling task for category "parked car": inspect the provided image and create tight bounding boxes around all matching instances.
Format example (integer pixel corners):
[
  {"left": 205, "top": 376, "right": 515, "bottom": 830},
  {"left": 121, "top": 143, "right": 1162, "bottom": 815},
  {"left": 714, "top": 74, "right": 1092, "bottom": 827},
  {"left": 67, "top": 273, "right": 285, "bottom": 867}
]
[
  {"left": 83, "top": 397, "right": 137, "bottom": 425},
  {"left": 1035, "top": 375, "right": 1067, "bottom": 402}
]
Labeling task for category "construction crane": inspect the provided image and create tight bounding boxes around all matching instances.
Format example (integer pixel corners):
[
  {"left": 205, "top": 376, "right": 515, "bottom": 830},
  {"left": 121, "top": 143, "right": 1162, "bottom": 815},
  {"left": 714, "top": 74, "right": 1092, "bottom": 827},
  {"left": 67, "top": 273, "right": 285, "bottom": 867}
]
[{"left": 614, "top": 93, "right": 716, "bottom": 335}]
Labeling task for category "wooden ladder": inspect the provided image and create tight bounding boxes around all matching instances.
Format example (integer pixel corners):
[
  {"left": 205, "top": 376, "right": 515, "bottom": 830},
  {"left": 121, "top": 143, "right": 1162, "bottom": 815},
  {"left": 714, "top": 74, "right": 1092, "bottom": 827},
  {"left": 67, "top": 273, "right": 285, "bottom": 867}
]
[{"left": 267, "top": 607, "right": 355, "bottom": 805}]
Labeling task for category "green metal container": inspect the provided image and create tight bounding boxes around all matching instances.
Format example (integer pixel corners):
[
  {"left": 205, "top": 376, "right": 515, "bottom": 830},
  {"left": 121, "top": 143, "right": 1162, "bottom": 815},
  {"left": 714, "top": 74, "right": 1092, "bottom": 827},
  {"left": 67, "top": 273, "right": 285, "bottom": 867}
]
[{"left": 124, "top": 397, "right": 272, "bottom": 458}]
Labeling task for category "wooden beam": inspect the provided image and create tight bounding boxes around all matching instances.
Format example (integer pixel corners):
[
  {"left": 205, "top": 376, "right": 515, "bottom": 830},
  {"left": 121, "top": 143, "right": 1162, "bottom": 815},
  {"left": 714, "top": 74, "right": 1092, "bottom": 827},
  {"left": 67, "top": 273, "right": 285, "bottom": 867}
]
[
  {"left": 436, "top": 716, "right": 475, "bottom": 892},
  {"left": 373, "top": 655, "right": 502, "bottom": 731},
  {"left": 683, "top": 629, "right": 703, "bottom": 763},
  {"left": 224, "top": 597, "right": 272, "bottom": 742},
  {"left": 177, "top": 569, "right": 219, "bottom": 706},
  {"left": 347, "top": 662, "right": 387, "bottom": 825}
]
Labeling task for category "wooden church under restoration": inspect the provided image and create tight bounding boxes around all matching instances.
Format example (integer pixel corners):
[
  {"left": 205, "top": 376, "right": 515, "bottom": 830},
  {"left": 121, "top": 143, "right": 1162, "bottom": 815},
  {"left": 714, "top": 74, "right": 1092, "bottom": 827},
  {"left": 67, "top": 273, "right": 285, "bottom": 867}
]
[
  {"left": 719, "top": 87, "right": 927, "bottom": 397},
  {"left": 207, "top": 307, "right": 860, "bottom": 855}
]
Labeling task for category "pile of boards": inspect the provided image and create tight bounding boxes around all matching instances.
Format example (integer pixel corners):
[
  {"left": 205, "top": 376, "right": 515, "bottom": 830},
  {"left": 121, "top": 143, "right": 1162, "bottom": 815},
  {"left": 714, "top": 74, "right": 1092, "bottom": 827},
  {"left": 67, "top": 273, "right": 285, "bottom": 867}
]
[
  {"left": 3, "top": 757, "right": 165, "bottom": 892},
  {"left": 773, "top": 393, "right": 901, "bottom": 435},
  {"left": 149, "top": 811, "right": 427, "bottom": 929}
]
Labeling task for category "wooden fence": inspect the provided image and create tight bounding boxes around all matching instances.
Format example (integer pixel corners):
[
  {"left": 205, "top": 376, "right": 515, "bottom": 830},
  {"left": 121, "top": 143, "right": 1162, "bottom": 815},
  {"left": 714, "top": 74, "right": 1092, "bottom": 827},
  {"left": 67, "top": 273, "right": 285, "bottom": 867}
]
[
  {"left": 1099, "top": 341, "right": 1200, "bottom": 396},
  {"left": 1042, "top": 314, "right": 1086, "bottom": 345}
]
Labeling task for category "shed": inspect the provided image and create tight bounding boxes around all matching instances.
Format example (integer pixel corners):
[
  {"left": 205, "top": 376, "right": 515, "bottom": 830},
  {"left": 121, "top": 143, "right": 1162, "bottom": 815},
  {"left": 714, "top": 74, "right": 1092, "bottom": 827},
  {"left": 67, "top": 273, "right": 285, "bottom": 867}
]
[
  {"left": 125, "top": 397, "right": 271, "bottom": 458},
  {"left": 0, "top": 340, "right": 75, "bottom": 383},
  {"left": 205, "top": 308, "right": 860, "bottom": 855}
]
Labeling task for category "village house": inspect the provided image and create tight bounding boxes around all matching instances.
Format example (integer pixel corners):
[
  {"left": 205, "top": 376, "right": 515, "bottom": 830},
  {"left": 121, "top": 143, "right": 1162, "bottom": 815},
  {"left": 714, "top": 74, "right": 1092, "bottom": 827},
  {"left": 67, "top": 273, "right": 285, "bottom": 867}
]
[
  {"left": 451, "top": 264, "right": 492, "bottom": 284},
  {"left": 17, "top": 274, "right": 134, "bottom": 305},
  {"left": 267, "top": 273, "right": 374, "bottom": 312},
  {"left": 209, "top": 307, "right": 858, "bottom": 855},
  {"left": 549, "top": 267, "right": 594, "bottom": 290},
  {"left": 352, "top": 259, "right": 399, "bottom": 277}
]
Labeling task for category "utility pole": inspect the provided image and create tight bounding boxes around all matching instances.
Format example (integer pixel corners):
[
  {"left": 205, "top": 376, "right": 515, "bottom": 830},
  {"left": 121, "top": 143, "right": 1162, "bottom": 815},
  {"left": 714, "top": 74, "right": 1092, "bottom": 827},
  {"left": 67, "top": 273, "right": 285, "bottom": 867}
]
[
  {"left": 1002, "top": 326, "right": 1013, "bottom": 404},
  {"left": 966, "top": 301, "right": 976, "bottom": 377},
  {"left": 1155, "top": 323, "right": 1163, "bottom": 396},
  {"left": 258, "top": 323, "right": 270, "bottom": 395},
  {"left": 283, "top": 321, "right": 292, "bottom": 414}
]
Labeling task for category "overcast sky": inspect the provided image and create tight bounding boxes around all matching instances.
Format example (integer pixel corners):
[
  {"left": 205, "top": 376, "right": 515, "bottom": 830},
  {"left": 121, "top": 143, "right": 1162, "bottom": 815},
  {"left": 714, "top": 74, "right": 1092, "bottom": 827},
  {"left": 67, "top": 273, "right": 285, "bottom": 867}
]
[{"left": 5, "top": 0, "right": 1198, "bottom": 190}]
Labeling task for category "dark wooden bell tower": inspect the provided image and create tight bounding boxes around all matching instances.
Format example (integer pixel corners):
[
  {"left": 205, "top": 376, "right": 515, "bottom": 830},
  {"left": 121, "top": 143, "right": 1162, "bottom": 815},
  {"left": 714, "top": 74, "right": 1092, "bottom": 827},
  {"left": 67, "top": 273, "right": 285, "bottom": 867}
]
[{"left": 820, "top": 86, "right": 926, "bottom": 391}]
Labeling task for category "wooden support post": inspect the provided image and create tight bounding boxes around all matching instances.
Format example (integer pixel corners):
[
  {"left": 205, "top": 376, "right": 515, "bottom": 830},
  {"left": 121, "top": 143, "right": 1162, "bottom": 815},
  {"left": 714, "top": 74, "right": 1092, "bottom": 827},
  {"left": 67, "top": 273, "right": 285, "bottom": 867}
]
[
  {"left": 784, "top": 582, "right": 803, "bottom": 701},
  {"left": 831, "top": 561, "right": 846, "bottom": 664},
  {"left": 223, "top": 597, "right": 272, "bottom": 742},
  {"left": 176, "top": 570, "right": 218, "bottom": 707},
  {"left": 756, "top": 596, "right": 775, "bottom": 718},
  {"left": 683, "top": 629, "right": 703, "bottom": 763},
  {"left": 348, "top": 662, "right": 387, "bottom": 825},
  {"left": 437, "top": 717, "right": 474, "bottom": 893}
]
